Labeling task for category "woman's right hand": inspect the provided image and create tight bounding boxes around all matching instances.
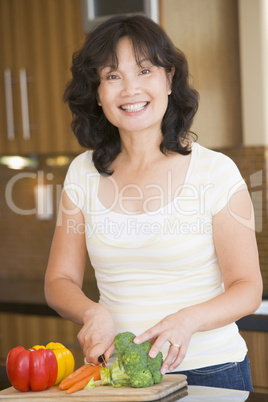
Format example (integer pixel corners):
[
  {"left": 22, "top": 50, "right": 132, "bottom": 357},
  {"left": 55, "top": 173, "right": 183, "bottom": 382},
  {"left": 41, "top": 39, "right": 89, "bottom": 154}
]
[{"left": 77, "top": 303, "right": 116, "bottom": 365}]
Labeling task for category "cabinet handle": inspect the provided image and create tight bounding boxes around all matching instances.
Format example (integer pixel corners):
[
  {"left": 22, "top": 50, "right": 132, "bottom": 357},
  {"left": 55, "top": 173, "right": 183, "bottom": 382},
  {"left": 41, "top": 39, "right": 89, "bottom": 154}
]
[
  {"left": 19, "top": 68, "right": 30, "bottom": 140},
  {"left": 4, "top": 69, "right": 15, "bottom": 141}
]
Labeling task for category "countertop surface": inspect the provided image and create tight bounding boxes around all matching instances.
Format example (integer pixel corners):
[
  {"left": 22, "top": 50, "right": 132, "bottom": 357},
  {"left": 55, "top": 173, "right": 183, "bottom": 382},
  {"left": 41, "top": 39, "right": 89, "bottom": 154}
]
[
  {"left": 0, "top": 278, "right": 95, "bottom": 316},
  {"left": 179, "top": 386, "right": 268, "bottom": 401},
  {"left": 0, "top": 278, "right": 58, "bottom": 316}
]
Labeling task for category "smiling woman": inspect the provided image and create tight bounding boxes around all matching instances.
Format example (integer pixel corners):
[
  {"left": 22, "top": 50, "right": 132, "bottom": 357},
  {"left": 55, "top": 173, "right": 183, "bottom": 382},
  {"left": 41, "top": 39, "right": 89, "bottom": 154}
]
[{"left": 45, "top": 14, "right": 262, "bottom": 392}]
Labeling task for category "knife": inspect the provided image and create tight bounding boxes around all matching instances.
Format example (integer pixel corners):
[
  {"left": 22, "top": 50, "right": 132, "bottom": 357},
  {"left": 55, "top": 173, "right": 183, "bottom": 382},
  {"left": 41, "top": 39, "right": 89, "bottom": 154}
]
[{"left": 98, "top": 353, "right": 107, "bottom": 367}]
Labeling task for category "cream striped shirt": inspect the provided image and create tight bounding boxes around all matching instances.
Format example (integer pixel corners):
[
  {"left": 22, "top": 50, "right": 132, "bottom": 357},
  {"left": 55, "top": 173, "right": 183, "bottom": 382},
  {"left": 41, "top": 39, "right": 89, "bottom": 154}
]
[{"left": 64, "top": 142, "right": 248, "bottom": 370}]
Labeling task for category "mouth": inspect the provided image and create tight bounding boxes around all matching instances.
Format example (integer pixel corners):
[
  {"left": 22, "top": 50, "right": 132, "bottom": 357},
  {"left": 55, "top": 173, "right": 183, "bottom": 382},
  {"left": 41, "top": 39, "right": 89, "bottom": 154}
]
[{"left": 120, "top": 102, "right": 149, "bottom": 113}]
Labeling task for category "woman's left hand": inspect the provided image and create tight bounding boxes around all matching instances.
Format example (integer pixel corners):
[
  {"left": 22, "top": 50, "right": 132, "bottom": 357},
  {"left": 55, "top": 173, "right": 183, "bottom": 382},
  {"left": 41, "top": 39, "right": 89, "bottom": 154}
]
[{"left": 134, "top": 308, "right": 196, "bottom": 374}]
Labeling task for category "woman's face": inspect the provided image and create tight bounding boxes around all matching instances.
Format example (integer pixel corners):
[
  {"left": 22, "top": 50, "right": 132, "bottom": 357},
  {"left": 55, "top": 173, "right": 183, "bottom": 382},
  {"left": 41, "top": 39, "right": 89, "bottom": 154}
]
[{"left": 97, "top": 37, "right": 173, "bottom": 137}]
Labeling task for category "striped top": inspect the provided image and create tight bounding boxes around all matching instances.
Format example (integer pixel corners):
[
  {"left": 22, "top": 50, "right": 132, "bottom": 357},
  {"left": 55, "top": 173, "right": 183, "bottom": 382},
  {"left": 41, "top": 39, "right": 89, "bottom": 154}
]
[{"left": 64, "top": 142, "right": 247, "bottom": 370}]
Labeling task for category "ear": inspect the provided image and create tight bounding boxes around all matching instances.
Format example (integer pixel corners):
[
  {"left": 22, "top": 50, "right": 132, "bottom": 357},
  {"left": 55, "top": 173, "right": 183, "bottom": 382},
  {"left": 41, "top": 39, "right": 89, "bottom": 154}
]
[
  {"left": 167, "top": 67, "right": 175, "bottom": 94},
  {"left": 96, "top": 92, "right": 102, "bottom": 106}
]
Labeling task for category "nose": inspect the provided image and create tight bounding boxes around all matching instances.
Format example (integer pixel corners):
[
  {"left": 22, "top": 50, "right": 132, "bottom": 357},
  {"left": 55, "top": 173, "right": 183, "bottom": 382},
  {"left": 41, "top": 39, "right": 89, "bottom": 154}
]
[{"left": 121, "top": 76, "right": 141, "bottom": 97}]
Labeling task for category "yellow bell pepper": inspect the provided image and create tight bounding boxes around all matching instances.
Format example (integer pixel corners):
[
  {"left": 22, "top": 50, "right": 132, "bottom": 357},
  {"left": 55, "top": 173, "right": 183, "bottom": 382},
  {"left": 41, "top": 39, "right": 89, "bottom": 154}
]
[{"left": 32, "top": 342, "right": 75, "bottom": 385}]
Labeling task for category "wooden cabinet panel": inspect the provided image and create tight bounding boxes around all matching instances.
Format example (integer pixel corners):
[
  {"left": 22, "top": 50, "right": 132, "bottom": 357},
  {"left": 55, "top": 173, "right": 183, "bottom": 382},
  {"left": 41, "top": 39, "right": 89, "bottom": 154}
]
[
  {"left": 160, "top": 0, "right": 242, "bottom": 149},
  {"left": 0, "top": 0, "right": 85, "bottom": 155},
  {"left": 240, "top": 330, "right": 268, "bottom": 394},
  {"left": 0, "top": 313, "right": 84, "bottom": 368}
]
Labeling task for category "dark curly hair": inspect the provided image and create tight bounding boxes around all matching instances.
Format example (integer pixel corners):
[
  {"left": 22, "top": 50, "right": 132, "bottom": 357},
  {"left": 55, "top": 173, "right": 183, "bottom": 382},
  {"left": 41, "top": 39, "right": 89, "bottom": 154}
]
[{"left": 64, "top": 14, "right": 199, "bottom": 175}]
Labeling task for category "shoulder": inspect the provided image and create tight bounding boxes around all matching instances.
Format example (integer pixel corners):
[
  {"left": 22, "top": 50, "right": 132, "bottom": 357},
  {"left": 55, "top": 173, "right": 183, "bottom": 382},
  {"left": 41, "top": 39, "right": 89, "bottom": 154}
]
[
  {"left": 68, "top": 150, "right": 95, "bottom": 172},
  {"left": 191, "top": 143, "right": 246, "bottom": 215},
  {"left": 192, "top": 142, "right": 241, "bottom": 173},
  {"left": 64, "top": 150, "right": 99, "bottom": 189},
  {"left": 64, "top": 151, "right": 98, "bottom": 209}
]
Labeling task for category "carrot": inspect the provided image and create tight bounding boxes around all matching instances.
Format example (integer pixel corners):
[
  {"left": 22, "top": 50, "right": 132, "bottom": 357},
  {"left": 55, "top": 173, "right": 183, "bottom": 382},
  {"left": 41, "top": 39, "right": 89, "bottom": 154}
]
[
  {"left": 66, "top": 367, "right": 102, "bottom": 394},
  {"left": 59, "top": 364, "right": 101, "bottom": 390}
]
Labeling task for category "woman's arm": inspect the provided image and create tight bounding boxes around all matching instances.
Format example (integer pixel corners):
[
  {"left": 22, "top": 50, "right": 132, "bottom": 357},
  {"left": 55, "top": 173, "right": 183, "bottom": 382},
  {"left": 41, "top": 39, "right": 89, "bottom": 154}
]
[
  {"left": 44, "top": 191, "right": 115, "bottom": 363},
  {"left": 134, "top": 185, "right": 263, "bottom": 373}
]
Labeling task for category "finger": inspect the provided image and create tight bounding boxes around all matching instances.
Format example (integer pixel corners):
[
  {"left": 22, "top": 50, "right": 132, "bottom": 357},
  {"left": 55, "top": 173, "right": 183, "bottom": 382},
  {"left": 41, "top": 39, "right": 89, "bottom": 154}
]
[
  {"left": 134, "top": 329, "right": 154, "bottom": 345},
  {"left": 160, "top": 344, "right": 181, "bottom": 374},
  {"left": 148, "top": 334, "right": 170, "bottom": 359},
  {"left": 168, "top": 345, "right": 187, "bottom": 371},
  {"left": 104, "top": 342, "right": 115, "bottom": 362},
  {"left": 134, "top": 323, "right": 165, "bottom": 347},
  {"left": 162, "top": 343, "right": 187, "bottom": 373},
  {"left": 87, "top": 341, "right": 107, "bottom": 363}
]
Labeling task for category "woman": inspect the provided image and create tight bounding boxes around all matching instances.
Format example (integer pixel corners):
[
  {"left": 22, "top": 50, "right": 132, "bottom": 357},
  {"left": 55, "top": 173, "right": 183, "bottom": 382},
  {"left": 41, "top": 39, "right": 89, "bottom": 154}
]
[{"left": 45, "top": 15, "right": 262, "bottom": 391}]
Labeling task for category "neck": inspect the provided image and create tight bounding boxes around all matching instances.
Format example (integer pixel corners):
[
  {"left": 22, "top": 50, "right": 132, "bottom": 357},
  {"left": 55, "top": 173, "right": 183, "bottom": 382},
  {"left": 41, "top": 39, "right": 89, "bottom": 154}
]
[{"left": 119, "top": 128, "right": 164, "bottom": 168}]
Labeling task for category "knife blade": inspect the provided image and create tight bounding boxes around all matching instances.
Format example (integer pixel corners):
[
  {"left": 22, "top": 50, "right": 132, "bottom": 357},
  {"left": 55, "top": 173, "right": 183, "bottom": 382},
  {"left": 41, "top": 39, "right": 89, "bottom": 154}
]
[{"left": 98, "top": 353, "right": 107, "bottom": 367}]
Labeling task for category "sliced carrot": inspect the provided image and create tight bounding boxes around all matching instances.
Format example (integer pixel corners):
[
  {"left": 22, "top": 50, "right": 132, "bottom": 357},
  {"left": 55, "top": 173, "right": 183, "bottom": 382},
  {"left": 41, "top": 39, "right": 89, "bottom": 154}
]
[
  {"left": 66, "top": 367, "right": 102, "bottom": 394},
  {"left": 59, "top": 364, "right": 101, "bottom": 390}
]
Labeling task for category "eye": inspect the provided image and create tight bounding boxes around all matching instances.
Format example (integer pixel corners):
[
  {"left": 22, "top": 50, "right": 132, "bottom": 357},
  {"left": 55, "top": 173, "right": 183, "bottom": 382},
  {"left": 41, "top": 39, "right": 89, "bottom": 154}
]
[
  {"left": 107, "top": 74, "right": 119, "bottom": 80},
  {"left": 140, "top": 69, "right": 150, "bottom": 75}
]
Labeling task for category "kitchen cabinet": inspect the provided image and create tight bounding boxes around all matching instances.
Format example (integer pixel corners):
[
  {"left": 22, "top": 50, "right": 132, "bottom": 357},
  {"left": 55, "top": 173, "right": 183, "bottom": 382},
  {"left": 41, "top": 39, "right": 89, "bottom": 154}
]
[
  {"left": 240, "top": 330, "right": 268, "bottom": 394},
  {"left": 0, "top": 312, "right": 85, "bottom": 368},
  {"left": 0, "top": 0, "right": 85, "bottom": 155}
]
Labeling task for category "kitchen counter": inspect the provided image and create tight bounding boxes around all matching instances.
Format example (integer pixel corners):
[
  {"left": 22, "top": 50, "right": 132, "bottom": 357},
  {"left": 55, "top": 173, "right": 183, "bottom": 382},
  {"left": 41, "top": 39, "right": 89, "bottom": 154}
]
[
  {"left": 179, "top": 386, "right": 268, "bottom": 401},
  {"left": 0, "top": 278, "right": 97, "bottom": 316},
  {"left": 0, "top": 278, "right": 58, "bottom": 316},
  {"left": 180, "top": 386, "right": 268, "bottom": 401},
  {"left": 237, "top": 300, "right": 268, "bottom": 332}
]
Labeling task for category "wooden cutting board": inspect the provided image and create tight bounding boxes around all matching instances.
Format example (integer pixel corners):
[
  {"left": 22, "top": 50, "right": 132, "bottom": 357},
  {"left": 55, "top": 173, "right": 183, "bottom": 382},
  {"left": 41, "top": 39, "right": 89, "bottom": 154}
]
[{"left": 0, "top": 374, "right": 187, "bottom": 401}]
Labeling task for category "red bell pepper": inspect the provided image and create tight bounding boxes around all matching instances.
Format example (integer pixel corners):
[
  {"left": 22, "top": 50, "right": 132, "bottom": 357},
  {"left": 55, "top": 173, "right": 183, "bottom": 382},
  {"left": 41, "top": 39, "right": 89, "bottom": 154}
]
[{"left": 6, "top": 346, "right": 58, "bottom": 392}]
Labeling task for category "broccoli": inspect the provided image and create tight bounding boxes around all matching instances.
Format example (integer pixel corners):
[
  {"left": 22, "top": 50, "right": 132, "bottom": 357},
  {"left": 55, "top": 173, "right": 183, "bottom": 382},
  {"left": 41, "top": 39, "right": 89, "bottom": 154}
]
[
  {"left": 100, "top": 331, "right": 163, "bottom": 388},
  {"left": 114, "top": 331, "right": 136, "bottom": 355}
]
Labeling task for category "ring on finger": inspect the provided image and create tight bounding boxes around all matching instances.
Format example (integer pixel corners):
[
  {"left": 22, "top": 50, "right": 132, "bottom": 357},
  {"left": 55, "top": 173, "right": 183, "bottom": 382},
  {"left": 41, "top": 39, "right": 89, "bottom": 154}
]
[{"left": 170, "top": 343, "right": 180, "bottom": 348}]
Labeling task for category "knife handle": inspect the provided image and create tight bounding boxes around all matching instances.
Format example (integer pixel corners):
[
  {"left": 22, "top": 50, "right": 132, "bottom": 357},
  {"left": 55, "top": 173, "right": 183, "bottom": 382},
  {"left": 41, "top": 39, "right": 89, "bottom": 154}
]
[{"left": 98, "top": 353, "right": 106, "bottom": 363}]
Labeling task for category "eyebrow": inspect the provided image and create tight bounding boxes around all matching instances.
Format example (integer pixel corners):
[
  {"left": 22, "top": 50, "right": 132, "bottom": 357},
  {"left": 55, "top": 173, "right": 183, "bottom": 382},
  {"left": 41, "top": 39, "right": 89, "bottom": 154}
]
[{"left": 99, "top": 58, "right": 152, "bottom": 72}]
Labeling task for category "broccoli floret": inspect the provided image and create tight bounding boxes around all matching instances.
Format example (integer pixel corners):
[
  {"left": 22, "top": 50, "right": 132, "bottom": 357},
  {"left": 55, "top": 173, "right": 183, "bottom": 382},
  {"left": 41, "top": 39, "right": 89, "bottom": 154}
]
[
  {"left": 114, "top": 331, "right": 136, "bottom": 355},
  {"left": 101, "top": 331, "right": 163, "bottom": 388},
  {"left": 139, "top": 340, "right": 152, "bottom": 354},
  {"left": 122, "top": 343, "right": 147, "bottom": 373},
  {"left": 130, "top": 369, "right": 154, "bottom": 388},
  {"left": 147, "top": 351, "right": 163, "bottom": 384}
]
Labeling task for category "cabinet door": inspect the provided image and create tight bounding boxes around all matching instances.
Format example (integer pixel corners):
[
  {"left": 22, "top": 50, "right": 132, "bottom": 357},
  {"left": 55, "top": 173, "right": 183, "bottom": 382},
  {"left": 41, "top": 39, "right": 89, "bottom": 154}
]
[
  {"left": 0, "top": 0, "right": 21, "bottom": 153},
  {"left": 0, "top": 0, "right": 85, "bottom": 155}
]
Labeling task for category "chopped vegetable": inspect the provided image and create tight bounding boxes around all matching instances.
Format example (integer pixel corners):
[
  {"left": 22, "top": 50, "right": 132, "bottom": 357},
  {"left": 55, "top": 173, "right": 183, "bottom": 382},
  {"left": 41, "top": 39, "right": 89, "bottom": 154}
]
[
  {"left": 84, "top": 377, "right": 96, "bottom": 389},
  {"left": 84, "top": 378, "right": 102, "bottom": 389}
]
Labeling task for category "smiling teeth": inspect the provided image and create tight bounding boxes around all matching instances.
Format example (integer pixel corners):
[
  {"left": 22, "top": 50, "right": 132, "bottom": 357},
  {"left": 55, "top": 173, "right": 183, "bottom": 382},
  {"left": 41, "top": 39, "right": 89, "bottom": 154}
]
[{"left": 121, "top": 102, "right": 148, "bottom": 112}]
